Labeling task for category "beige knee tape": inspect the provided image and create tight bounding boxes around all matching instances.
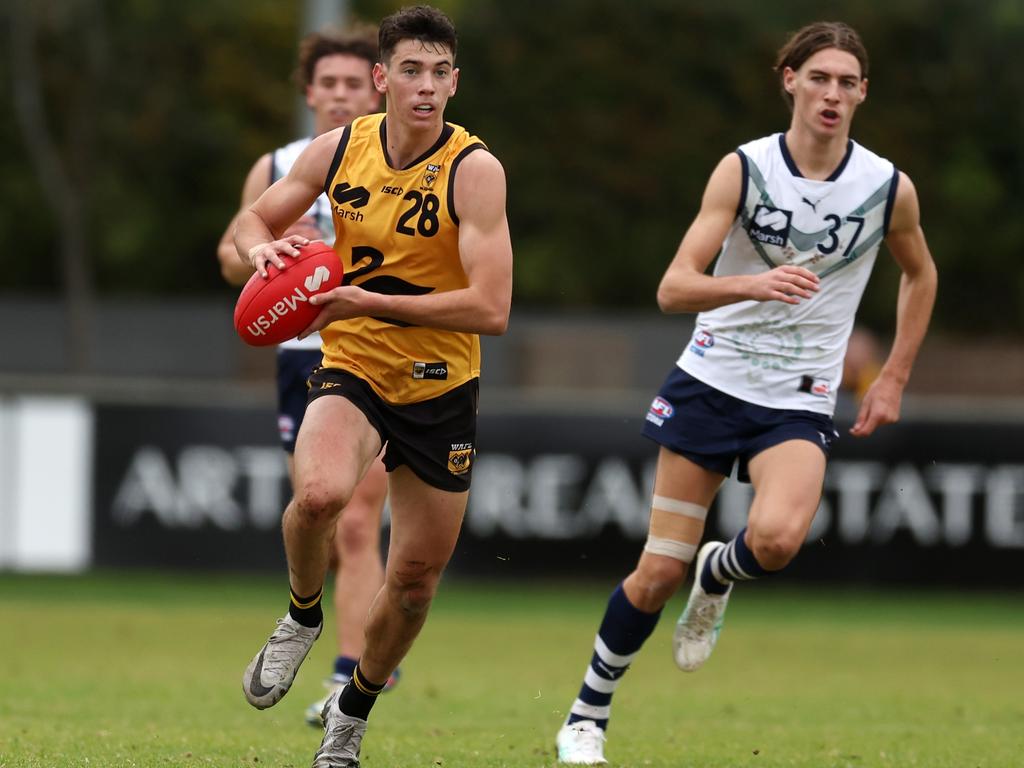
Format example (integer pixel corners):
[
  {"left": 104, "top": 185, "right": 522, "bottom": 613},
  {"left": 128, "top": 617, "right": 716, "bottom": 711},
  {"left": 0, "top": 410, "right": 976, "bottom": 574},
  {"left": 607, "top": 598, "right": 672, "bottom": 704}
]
[
  {"left": 644, "top": 496, "right": 708, "bottom": 563},
  {"left": 643, "top": 535, "right": 697, "bottom": 562},
  {"left": 651, "top": 495, "right": 708, "bottom": 520}
]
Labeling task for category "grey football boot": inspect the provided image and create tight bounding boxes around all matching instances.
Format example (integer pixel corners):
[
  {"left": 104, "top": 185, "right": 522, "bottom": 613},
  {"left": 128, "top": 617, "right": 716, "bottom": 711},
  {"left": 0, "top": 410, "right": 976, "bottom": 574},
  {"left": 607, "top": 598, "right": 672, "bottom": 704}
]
[
  {"left": 243, "top": 614, "right": 322, "bottom": 709},
  {"left": 313, "top": 689, "right": 367, "bottom": 767}
]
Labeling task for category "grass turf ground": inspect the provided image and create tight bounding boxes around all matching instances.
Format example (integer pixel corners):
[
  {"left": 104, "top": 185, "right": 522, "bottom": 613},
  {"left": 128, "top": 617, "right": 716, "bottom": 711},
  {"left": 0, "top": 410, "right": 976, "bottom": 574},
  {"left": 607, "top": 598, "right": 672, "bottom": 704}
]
[{"left": 0, "top": 572, "right": 1021, "bottom": 768}]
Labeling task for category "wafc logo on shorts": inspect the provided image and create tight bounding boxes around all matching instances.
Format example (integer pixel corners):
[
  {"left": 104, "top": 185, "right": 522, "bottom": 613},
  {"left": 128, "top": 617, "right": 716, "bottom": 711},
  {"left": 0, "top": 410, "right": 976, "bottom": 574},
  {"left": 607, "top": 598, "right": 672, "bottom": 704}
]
[{"left": 448, "top": 442, "right": 473, "bottom": 475}]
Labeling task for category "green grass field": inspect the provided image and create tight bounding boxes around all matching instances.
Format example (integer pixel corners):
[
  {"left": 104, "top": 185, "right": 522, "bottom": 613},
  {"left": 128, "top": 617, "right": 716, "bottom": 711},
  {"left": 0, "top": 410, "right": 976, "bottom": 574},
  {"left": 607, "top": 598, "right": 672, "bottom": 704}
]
[{"left": 0, "top": 572, "right": 1021, "bottom": 768}]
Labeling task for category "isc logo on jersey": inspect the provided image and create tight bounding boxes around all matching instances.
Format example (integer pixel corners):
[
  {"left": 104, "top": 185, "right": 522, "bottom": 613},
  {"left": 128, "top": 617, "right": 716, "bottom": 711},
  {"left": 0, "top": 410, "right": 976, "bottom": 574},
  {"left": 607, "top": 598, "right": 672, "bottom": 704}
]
[
  {"left": 749, "top": 204, "right": 792, "bottom": 247},
  {"left": 646, "top": 396, "right": 674, "bottom": 427}
]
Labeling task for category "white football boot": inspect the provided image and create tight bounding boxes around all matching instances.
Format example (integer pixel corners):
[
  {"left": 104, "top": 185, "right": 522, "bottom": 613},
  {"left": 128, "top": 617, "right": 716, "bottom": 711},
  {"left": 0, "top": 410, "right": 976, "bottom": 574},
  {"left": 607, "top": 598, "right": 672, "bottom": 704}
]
[
  {"left": 313, "top": 689, "right": 366, "bottom": 767},
  {"left": 305, "top": 674, "right": 349, "bottom": 728},
  {"left": 243, "top": 614, "right": 322, "bottom": 709},
  {"left": 556, "top": 720, "right": 607, "bottom": 765},
  {"left": 673, "top": 541, "right": 732, "bottom": 672}
]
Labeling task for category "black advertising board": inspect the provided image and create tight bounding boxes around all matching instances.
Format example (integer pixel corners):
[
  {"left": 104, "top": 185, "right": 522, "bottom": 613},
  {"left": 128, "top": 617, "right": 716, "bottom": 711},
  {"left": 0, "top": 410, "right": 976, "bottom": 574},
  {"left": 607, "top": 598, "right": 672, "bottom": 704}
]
[
  {"left": 93, "top": 402, "right": 1024, "bottom": 585},
  {"left": 93, "top": 404, "right": 289, "bottom": 571}
]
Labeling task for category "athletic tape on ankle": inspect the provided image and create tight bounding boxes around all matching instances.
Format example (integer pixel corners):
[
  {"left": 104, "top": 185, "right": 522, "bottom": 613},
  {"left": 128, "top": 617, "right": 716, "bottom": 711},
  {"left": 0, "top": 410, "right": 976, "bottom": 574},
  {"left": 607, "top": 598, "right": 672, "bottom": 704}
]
[
  {"left": 651, "top": 495, "right": 708, "bottom": 520},
  {"left": 644, "top": 535, "right": 697, "bottom": 563}
]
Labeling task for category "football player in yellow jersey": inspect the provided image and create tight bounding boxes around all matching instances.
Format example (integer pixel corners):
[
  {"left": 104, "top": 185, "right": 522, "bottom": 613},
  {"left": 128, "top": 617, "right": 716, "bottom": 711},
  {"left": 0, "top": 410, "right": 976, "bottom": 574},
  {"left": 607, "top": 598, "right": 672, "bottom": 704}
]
[
  {"left": 234, "top": 6, "right": 512, "bottom": 766},
  {"left": 217, "top": 29, "right": 400, "bottom": 729}
]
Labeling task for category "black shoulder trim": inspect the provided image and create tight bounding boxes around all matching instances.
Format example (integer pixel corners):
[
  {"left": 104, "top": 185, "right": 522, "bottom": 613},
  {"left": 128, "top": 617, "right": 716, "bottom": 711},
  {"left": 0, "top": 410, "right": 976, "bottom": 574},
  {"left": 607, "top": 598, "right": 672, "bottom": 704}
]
[
  {"left": 379, "top": 120, "right": 456, "bottom": 170},
  {"left": 447, "top": 143, "right": 488, "bottom": 226},
  {"left": 826, "top": 139, "right": 855, "bottom": 182},
  {"left": 735, "top": 149, "right": 749, "bottom": 220},
  {"left": 883, "top": 166, "right": 900, "bottom": 236},
  {"left": 778, "top": 133, "right": 802, "bottom": 178},
  {"left": 378, "top": 118, "right": 390, "bottom": 166},
  {"left": 324, "top": 126, "right": 352, "bottom": 198}
]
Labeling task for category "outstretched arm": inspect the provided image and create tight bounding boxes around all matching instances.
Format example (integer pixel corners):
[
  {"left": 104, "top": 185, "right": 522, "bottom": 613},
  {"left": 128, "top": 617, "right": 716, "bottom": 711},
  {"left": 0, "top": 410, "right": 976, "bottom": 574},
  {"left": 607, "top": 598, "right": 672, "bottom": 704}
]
[
  {"left": 301, "top": 149, "right": 513, "bottom": 337},
  {"left": 657, "top": 153, "right": 820, "bottom": 313},
  {"left": 850, "top": 171, "right": 938, "bottom": 437}
]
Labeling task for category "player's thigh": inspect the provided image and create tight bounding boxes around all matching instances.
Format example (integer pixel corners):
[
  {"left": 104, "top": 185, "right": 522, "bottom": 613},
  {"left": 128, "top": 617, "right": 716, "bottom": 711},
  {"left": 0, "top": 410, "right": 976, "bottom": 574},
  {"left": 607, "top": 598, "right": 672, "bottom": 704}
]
[
  {"left": 385, "top": 465, "right": 468, "bottom": 573},
  {"left": 746, "top": 439, "right": 826, "bottom": 539},
  {"left": 335, "top": 458, "right": 387, "bottom": 553},
  {"left": 649, "top": 446, "right": 725, "bottom": 542},
  {"left": 294, "top": 395, "right": 383, "bottom": 500}
]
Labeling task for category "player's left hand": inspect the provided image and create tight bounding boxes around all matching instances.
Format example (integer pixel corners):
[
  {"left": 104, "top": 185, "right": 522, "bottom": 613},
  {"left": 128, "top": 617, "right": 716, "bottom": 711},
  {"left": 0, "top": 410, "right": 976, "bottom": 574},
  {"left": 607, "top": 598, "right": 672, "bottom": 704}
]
[
  {"left": 297, "top": 285, "right": 375, "bottom": 339},
  {"left": 849, "top": 374, "right": 903, "bottom": 437}
]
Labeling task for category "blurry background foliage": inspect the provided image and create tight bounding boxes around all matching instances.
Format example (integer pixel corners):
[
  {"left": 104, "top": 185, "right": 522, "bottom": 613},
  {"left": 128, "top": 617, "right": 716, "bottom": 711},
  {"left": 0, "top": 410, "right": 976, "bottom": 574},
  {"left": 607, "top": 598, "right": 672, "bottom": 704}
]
[{"left": 3, "top": 0, "right": 1023, "bottom": 334}]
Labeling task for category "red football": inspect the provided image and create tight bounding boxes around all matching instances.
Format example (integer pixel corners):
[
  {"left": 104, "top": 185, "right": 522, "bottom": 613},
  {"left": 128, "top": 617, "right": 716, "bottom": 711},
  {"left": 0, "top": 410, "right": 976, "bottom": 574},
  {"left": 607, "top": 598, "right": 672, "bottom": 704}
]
[{"left": 233, "top": 241, "right": 344, "bottom": 346}]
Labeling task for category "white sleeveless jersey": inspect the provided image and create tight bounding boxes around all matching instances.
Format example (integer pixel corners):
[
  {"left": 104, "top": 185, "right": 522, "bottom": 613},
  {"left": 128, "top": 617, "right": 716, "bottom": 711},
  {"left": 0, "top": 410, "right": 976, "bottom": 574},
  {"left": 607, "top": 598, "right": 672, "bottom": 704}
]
[
  {"left": 678, "top": 134, "right": 898, "bottom": 415},
  {"left": 271, "top": 138, "right": 332, "bottom": 351}
]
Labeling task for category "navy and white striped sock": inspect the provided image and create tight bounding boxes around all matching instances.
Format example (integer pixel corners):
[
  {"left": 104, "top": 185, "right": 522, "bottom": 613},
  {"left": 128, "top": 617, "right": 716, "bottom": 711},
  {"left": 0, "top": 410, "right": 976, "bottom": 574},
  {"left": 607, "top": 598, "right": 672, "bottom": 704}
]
[
  {"left": 566, "top": 583, "right": 661, "bottom": 732},
  {"left": 700, "top": 527, "right": 769, "bottom": 595}
]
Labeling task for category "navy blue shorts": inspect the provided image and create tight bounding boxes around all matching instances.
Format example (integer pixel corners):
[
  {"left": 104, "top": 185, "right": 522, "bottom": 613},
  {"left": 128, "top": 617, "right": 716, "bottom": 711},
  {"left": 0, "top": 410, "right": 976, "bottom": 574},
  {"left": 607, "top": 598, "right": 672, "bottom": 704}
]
[
  {"left": 641, "top": 367, "right": 838, "bottom": 483},
  {"left": 276, "top": 348, "right": 322, "bottom": 453}
]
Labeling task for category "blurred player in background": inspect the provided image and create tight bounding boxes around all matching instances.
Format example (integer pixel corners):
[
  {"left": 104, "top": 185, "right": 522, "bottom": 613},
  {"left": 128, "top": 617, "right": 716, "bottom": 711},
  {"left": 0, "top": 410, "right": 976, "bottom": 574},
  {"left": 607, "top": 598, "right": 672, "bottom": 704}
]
[
  {"left": 837, "top": 324, "right": 884, "bottom": 418},
  {"left": 216, "top": 27, "right": 397, "bottom": 728},
  {"left": 235, "top": 6, "right": 513, "bottom": 766},
  {"left": 556, "top": 21, "right": 937, "bottom": 764}
]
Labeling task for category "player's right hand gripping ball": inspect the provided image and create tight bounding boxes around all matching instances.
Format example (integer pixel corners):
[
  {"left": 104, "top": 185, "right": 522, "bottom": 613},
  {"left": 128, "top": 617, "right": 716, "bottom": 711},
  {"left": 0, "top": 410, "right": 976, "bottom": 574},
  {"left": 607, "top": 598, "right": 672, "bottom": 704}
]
[{"left": 233, "top": 241, "right": 344, "bottom": 346}]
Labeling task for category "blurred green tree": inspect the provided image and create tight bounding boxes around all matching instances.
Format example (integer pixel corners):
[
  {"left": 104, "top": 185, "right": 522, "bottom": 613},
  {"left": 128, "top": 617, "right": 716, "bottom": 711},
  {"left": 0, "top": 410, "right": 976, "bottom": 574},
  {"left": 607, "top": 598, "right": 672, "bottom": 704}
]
[{"left": 2, "top": 0, "right": 1022, "bottom": 336}]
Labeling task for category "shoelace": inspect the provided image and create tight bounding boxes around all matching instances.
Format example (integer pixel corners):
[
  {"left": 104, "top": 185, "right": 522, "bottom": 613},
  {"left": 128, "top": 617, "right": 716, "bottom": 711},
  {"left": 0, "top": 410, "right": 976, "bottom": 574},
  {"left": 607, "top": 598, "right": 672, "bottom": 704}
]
[
  {"left": 679, "top": 596, "right": 722, "bottom": 640},
  {"left": 264, "top": 619, "right": 314, "bottom": 677}
]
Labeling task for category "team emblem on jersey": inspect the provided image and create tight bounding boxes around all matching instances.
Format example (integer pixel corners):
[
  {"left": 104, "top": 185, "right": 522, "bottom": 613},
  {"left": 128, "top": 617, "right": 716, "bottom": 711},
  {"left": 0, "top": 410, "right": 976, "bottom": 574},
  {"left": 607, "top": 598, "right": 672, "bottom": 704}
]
[
  {"left": 448, "top": 443, "right": 473, "bottom": 475},
  {"left": 421, "top": 163, "right": 441, "bottom": 191},
  {"left": 749, "top": 204, "right": 792, "bottom": 247}
]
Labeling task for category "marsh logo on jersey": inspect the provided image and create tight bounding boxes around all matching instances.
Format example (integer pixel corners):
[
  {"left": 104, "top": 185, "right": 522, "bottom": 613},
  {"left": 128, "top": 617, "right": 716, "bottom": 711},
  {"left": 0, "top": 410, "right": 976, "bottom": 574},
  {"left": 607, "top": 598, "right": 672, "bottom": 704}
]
[
  {"left": 689, "top": 329, "right": 715, "bottom": 357},
  {"left": 332, "top": 182, "right": 370, "bottom": 223},
  {"left": 412, "top": 361, "right": 448, "bottom": 380},
  {"left": 448, "top": 442, "right": 473, "bottom": 475},
  {"left": 749, "top": 204, "right": 792, "bottom": 247}
]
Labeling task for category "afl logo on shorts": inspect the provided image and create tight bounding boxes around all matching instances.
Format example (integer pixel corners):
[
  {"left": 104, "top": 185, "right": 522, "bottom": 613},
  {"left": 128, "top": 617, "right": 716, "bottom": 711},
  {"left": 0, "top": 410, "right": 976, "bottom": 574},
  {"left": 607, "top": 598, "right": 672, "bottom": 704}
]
[
  {"left": 690, "top": 329, "right": 714, "bottom": 357},
  {"left": 278, "top": 415, "right": 296, "bottom": 443},
  {"left": 448, "top": 442, "right": 473, "bottom": 475},
  {"left": 646, "top": 397, "right": 674, "bottom": 427}
]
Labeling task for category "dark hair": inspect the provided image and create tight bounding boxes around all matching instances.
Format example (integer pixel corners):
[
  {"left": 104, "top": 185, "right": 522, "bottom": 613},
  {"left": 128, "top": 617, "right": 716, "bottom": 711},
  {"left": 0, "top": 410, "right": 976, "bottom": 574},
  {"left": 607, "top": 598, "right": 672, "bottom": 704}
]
[
  {"left": 294, "top": 25, "right": 378, "bottom": 91},
  {"left": 378, "top": 5, "right": 457, "bottom": 65},
  {"left": 774, "top": 22, "right": 869, "bottom": 108}
]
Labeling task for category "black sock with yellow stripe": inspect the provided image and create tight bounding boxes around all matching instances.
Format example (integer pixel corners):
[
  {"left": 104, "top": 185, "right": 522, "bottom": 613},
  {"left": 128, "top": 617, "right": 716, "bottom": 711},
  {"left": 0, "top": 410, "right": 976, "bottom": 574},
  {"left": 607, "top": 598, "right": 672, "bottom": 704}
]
[
  {"left": 338, "top": 663, "right": 387, "bottom": 721},
  {"left": 288, "top": 586, "right": 323, "bottom": 628}
]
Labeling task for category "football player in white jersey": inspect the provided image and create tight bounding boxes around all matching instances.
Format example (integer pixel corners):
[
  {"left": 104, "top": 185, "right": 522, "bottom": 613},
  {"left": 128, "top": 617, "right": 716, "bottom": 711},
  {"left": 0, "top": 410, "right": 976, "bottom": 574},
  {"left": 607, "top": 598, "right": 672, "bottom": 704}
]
[
  {"left": 556, "top": 21, "right": 937, "bottom": 765},
  {"left": 216, "top": 28, "right": 397, "bottom": 727}
]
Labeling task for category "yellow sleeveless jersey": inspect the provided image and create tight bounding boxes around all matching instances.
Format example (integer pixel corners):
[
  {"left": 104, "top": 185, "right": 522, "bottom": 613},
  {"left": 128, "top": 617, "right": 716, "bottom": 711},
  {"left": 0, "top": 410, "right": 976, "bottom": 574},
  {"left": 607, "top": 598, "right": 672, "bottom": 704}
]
[{"left": 320, "top": 113, "right": 488, "bottom": 404}]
